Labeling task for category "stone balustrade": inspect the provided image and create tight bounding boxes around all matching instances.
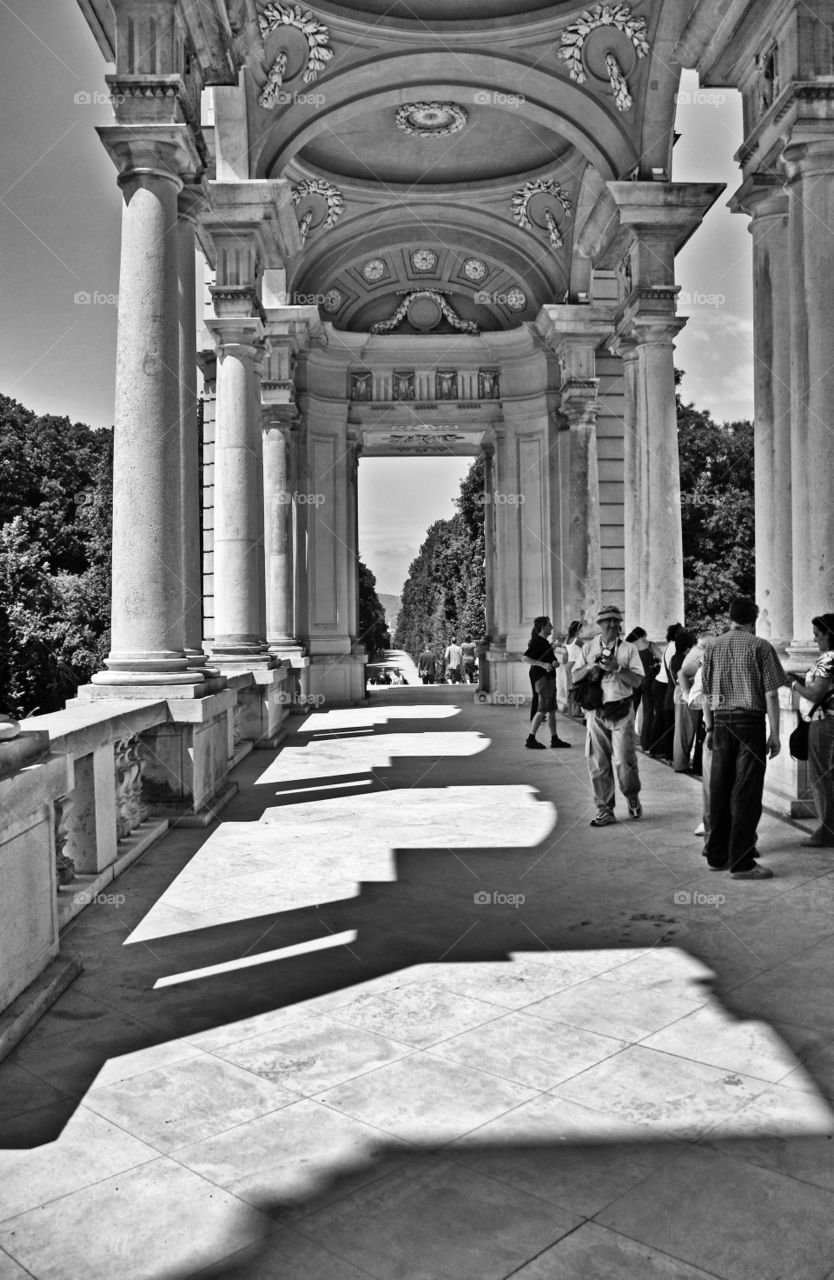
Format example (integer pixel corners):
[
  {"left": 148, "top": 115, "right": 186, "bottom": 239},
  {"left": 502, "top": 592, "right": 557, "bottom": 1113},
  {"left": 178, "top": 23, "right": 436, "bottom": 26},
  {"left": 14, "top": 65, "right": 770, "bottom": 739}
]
[{"left": 0, "top": 661, "right": 299, "bottom": 1057}]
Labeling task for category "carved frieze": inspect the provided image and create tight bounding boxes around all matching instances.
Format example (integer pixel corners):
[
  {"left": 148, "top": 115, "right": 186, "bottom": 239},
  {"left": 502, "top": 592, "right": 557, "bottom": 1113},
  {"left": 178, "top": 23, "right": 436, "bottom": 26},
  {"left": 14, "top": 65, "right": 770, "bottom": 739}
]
[{"left": 370, "top": 290, "right": 479, "bottom": 335}]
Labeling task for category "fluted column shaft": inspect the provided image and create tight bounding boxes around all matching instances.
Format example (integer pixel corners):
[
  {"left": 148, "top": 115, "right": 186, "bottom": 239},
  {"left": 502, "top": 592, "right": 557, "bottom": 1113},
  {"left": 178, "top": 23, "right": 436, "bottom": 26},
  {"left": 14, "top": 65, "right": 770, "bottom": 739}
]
[
  {"left": 561, "top": 384, "right": 602, "bottom": 626},
  {"left": 177, "top": 188, "right": 207, "bottom": 666}
]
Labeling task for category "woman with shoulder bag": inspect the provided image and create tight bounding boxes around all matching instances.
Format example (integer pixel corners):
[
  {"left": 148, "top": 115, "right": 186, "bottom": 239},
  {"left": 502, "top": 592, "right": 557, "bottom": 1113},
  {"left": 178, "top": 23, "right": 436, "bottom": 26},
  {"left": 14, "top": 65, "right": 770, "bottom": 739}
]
[
  {"left": 790, "top": 613, "right": 834, "bottom": 847},
  {"left": 522, "top": 616, "right": 571, "bottom": 750}
]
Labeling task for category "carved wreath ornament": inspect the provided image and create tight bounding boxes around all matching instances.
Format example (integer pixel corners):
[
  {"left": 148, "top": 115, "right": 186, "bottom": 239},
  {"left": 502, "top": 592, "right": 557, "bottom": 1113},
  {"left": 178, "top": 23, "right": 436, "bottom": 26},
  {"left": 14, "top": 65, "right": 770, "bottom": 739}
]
[
  {"left": 512, "top": 179, "right": 574, "bottom": 250},
  {"left": 370, "top": 290, "right": 479, "bottom": 335},
  {"left": 559, "top": 4, "right": 649, "bottom": 113},
  {"left": 292, "top": 178, "right": 344, "bottom": 244},
  {"left": 258, "top": 3, "right": 333, "bottom": 108}
]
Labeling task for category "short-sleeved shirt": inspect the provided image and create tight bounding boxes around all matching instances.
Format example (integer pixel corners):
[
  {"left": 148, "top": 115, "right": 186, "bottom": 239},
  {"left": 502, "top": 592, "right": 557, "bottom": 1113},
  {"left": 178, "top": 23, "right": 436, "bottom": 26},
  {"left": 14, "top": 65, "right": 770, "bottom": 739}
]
[
  {"left": 700, "top": 627, "right": 785, "bottom": 714},
  {"left": 574, "top": 635, "right": 644, "bottom": 703},
  {"left": 525, "top": 634, "right": 557, "bottom": 680},
  {"left": 655, "top": 640, "right": 676, "bottom": 683},
  {"left": 444, "top": 644, "right": 462, "bottom": 669},
  {"left": 805, "top": 651, "right": 834, "bottom": 718}
]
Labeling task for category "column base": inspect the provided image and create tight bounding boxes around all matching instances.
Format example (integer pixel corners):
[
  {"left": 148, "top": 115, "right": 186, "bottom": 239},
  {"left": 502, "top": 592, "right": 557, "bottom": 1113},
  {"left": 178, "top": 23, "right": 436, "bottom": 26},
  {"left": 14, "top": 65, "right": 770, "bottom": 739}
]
[
  {"left": 79, "top": 677, "right": 227, "bottom": 701},
  {"left": 91, "top": 669, "right": 203, "bottom": 687}
]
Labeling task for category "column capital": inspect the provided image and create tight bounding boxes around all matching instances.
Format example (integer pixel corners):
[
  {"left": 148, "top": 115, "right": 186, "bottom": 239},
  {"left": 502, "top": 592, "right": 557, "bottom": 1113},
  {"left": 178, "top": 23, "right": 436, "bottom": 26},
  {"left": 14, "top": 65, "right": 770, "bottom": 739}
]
[
  {"left": 607, "top": 181, "right": 726, "bottom": 244},
  {"left": 560, "top": 379, "right": 601, "bottom": 430},
  {"left": 728, "top": 174, "right": 788, "bottom": 221},
  {"left": 781, "top": 136, "right": 834, "bottom": 184},
  {"left": 262, "top": 405, "right": 299, "bottom": 434},
  {"left": 96, "top": 122, "right": 202, "bottom": 186},
  {"left": 205, "top": 317, "right": 265, "bottom": 354},
  {"left": 200, "top": 180, "right": 302, "bottom": 277}
]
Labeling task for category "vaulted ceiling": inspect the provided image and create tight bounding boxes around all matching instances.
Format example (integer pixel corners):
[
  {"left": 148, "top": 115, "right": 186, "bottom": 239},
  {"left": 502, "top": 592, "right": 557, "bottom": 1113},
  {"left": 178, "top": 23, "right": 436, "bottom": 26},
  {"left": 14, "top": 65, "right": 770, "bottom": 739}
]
[{"left": 214, "top": 2, "right": 699, "bottom": 333}]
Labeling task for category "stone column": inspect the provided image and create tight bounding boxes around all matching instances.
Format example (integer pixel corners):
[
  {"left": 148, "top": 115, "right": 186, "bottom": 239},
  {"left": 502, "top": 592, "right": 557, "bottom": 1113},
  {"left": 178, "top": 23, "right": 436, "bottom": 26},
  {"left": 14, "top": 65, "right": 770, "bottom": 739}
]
[
  {"left": 209, "top": 328, "right": 271, "bottom": 664},
  {"left": 631, "top": 317, "right": 686, "bottom": 639},
  {"left": 734, "top": 182, "right": 793, "bottom": 654},
  {"left": 92, "top": 129, "right": 201, "bottom": 686},
  {"left": 614, "top": 338, "right": 641, "bottom": 628},
  {"left": 263, "top": 414, "right": 298, "bottom": 649},
  {"left": 482, "top": 445, "right": 496, "bottom": 639},
  {"left": 560, "top": 380, "right": 603, "bottom": 626},
  {"left": 783, "top": 140, "right": 834, "bottom": 660},
  {"left": 347, "top": 438, "right": 362, "bottom": 650},
  {"left": 177, "top": 185, "right": 209, "bottom": 668}
]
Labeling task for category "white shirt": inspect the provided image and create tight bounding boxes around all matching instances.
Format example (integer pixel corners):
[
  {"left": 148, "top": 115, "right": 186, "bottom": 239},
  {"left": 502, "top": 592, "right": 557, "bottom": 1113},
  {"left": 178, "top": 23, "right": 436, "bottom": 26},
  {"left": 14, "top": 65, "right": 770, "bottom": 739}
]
[{"left": 655, "top": 640, "right": 676, "bottom": 684}]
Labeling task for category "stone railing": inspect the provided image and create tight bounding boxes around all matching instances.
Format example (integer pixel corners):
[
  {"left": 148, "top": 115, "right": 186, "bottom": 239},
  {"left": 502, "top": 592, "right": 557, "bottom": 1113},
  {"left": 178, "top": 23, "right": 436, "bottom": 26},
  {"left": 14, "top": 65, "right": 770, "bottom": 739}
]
[{"left": 0, "top": 659, "right": 301, "bottom": 1056}]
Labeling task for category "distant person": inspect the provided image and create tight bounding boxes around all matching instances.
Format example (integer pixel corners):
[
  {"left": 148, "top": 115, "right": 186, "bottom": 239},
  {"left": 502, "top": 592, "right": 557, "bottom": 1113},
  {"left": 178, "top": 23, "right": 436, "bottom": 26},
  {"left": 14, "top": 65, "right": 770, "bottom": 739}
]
[
  {"left": 679, "top": 633, "right": 717, "bottom": 841},
  {"left": 564, "top": 620, "right": 585, "bottom": 721},
  {"left": 444, "top": 636, "right": 463, "bottom": 683},
  {"left": 700, "top": 596, "right": 785, "bottom": 879},
  {"left": 418, "top": 647, "right": 437, "bottom": 684},
  {"left": 461, "top": 639, "right": 477, "bottom": 684},
  {"left": 523, "top": 616, "right": 571, "bottom": 749},
  {"left": 790, "top": 612, "right": 834, "bottom": 847},
  {"left": 671, "top": 629, "right": 698, "bottom": 771},
  {"left": 571, "top": 605, "right": 644, "bottom": 825},
  {"left": 648, "top": 622, "right": 682, "bottom": 760}
]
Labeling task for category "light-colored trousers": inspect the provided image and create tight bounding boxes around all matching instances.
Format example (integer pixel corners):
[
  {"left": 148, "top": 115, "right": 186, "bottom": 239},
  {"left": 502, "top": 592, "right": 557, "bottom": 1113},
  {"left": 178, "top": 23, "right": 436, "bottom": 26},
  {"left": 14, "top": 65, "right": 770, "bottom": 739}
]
[{"left": 585, "top": 706, "right": 641, "bottom": 813}]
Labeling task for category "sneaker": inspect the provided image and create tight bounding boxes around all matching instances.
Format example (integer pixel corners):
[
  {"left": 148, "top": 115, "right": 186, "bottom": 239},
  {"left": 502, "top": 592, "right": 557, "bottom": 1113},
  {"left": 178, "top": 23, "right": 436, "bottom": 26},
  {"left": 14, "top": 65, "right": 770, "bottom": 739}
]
[
  {"left": 550, "top": 736, "right": 571, "bottom": 749},
  {"left": 694, "top": 822, "right": 705, "bottom": 836},
  {"left": 627, "top": 797, "right": 642, "bottom": 819},
  {"left": 589, "top": 809, "right": 617, "bottom": 827},
  {"left": 730, "top": 864, "right": 774, "bottom": 880},
  {"left": 525, "top": 735, "right": 546, "bottom": 750}
]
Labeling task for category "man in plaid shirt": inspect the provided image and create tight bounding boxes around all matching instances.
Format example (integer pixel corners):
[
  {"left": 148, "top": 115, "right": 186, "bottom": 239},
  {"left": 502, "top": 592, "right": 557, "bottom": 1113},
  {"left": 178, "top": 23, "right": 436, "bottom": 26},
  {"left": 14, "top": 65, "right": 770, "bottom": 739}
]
[{"left": 700, "top": 596, "right": 786, "bottom": 878}]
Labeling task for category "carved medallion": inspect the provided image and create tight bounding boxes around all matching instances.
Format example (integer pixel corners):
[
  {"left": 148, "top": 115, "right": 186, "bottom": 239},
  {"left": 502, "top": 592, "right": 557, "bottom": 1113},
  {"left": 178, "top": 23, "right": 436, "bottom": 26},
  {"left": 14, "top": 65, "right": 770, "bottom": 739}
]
[
  {"left": 558, "top": 4, "right": 649, "bottom": 114},
  {"left": 411, "top": 249, "right": 438, "bottom": 271},
  {"left": 512, "top": 179, "right": 573, "bottom": 250},
  {"left": 463, "top": 258, "right": 488, "bottom": 282},
  {"left": 292, "top": 178, "right": 344, "bottom": 244},
  {"left": 395, "top": 102, "right": 468, "bottom": 137},
  {"left": 505, "top": 288, "right": 527, "bottom": 312},
  {"left": 362, "top": 259, "right": 387, "bottom": 283},
  {"left": 258, "top": 3, "right": 333, "bottom": 109},
  {"left": 322, "top": 289, "right": 344, "bottom": 312}
]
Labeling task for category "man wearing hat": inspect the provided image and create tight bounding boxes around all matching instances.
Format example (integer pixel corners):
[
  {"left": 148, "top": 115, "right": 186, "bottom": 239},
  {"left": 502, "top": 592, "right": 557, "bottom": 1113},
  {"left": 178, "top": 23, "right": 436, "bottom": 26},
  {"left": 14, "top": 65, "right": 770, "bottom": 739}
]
[{"left": 571, "top": 605, "right": 646, "bottom": 826}]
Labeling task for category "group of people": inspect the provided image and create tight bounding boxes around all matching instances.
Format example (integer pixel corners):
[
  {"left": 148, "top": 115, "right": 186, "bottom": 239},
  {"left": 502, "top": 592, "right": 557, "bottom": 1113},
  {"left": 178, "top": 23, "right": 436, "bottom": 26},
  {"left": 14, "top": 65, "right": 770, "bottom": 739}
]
[
  {"left": 417, "top": 637, "right": 478, "bottom": 685},
  {"left": 521, "top": 599, "right": 834, "bottom": 879}
]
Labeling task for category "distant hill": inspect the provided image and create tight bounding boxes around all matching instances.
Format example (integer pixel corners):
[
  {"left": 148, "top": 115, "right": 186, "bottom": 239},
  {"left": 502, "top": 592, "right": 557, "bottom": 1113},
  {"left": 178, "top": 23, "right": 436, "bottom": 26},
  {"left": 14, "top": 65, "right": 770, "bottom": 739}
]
[{"left": 378, "top": 593, "right": 401, "bottom": 633}]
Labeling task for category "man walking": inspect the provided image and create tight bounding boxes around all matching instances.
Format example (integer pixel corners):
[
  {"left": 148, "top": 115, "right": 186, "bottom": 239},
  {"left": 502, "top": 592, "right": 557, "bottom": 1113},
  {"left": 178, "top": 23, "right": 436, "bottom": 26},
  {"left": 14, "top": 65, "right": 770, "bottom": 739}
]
[
  {"left": 571, "top": 605, "right": 645, "bottom": 827},
  {"left": 417, "top": 646, "right": 436, "bottom": 684},
  {"left": 444, "top": 636, "right": 463, "bottom": 683},
  {"left": 700, "top": 596, "right": 785, "bottom": 879}
]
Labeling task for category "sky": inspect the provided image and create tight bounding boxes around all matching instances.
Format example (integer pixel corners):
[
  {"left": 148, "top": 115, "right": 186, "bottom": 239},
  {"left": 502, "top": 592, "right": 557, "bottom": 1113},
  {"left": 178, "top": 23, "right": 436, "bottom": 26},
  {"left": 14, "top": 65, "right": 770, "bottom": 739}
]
[{"left": 0, "top": 5, "right": 753, "bottom": 596}]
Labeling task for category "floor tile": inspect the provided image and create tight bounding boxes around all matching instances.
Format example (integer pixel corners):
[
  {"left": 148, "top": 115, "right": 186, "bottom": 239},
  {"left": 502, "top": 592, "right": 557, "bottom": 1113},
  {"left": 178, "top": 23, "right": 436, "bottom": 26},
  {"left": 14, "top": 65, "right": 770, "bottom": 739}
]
[
  {"left": 641, "top": 1003, "right": 806, "bottom": 1082},
  {"left": 315, "top": 1053, "right": 537, "bottom": 1145},
  {"left": 83, "top": 1053, "right": 296, "bottom": 1153},
  {"left": 293, "top": 1155, "right": 581, "bottom": 1280},
  {"left": 513, "top": 1221, "right": 721, "bottom": 1278},
  {"left": 0, "top": 1103, "right": 157, "bottom": 1222},
  {"left": 212, "top": 1011, "right": 412, "bottom": 1093},
  {"left": 445, "top": 1093, "right": 685, "bottom": 1218},
  {"left": 524, "top": 975, "right": 707, "bottom": 1042},
  {"left": 187, "top": 1230, "right": 376, "bottom": 1279},
  {"left": 430, "top": 1009, "right": 627, "bottom": 1090},
  {"left": 324, "top": 980, "right": 505, "bottom": 1048},
  {"left": 701, "top": 1082, "right": 834, "bottom": 1189},
  {"left": 0, "top": 1157, "right": 274, "bottom": 1280},
  {"left": 0, "top": 1064, "right": 69, "bottom": 1127},
  {"left": 0, "top": 1247, "right": 35, "bottom": 1280},
  {"left": 598, "top": 1144, "right": 834, "bottom": 1280},
  {"left": 174, "top": 1097, "right": 418, "bottom": 1221},
  {"left": 551, "top": 1044, "right": 769, "bottom": 1138}
]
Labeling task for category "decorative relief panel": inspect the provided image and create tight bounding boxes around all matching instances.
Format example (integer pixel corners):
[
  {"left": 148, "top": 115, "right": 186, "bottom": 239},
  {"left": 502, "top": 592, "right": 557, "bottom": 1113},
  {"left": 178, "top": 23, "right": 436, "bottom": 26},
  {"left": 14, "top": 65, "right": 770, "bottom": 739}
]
[
  {"left": 370, "top": 290, "right": 479, "bottom": 335},
  {"left": 462, "top": 258, "right": 488, "bottom": 282},
  {"left": 292, "top": 178, "right": 343, "bottom": 245},
  {"left": 362, "top": 258, "right": 387, "bottom": 283},
  {"left": 258, "top": 3, "right": 333, "bottom": 108},
  {"left": 512, "top": 179, "right": 573, "bottom": 250},
  {"left": 393, "top": 370, "right": 416, "bottom": 400},
  {"left": 558, "top": 4, "right": 649, "bottom": 113},
  {"left": 411, "top": 249, "right": 438, "bottom": 271},
  {"left": 435, "top": 370, "right": 459, "bottom": 400},
  {"left": 395, "top": 102, "right": 468, "bottom": 137}
]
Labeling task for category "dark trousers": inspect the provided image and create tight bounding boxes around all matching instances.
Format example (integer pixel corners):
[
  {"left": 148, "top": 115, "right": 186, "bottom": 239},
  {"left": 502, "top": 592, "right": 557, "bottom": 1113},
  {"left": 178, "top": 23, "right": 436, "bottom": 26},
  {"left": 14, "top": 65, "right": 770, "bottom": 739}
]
[{"left": 705, "top": 714, "right": 766, "bottom": 871}]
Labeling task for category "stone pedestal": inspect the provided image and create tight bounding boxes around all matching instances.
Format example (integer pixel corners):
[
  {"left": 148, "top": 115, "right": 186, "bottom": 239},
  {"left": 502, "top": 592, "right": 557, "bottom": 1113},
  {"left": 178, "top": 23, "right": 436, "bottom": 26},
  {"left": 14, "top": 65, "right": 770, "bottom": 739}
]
[
  {"left": 230, "top": 666, "right": 292, "bottom": 749},
  {"left": 0, "top": 733, "right": 70, "bottom": 1014},
  {"left": 140, "top": 688, "right": 239, "bottom": 824}
]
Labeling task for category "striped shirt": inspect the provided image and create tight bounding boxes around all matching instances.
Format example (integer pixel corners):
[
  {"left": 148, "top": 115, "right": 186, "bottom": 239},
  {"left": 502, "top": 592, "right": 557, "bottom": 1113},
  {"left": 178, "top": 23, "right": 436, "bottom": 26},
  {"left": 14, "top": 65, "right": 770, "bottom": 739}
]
[{"left": 700, "top": 627, "right": 785, "bottom": 715}]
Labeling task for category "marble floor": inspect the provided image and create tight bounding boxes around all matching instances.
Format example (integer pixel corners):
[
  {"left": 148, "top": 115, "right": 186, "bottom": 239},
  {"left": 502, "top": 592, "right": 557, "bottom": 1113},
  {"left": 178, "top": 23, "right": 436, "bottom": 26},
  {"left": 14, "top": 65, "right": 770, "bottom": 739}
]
[{"left": 2, "top": 689, "right": 834, "bottom": 1280}]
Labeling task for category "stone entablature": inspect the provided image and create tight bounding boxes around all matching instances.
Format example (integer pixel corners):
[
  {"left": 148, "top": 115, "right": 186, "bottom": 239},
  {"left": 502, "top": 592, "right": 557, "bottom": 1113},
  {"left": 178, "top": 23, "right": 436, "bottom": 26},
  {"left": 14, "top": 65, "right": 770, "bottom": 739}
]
[{"left": 347, "top": 368, "right": 501, "bottom": 403}]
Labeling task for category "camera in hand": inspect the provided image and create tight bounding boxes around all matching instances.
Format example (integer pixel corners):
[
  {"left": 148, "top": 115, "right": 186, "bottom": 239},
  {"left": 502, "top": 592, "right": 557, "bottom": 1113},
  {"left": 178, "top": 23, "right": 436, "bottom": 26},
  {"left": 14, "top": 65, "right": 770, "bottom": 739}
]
[{"left": 599, "top": 646, "right": 614, "bottom": 663}]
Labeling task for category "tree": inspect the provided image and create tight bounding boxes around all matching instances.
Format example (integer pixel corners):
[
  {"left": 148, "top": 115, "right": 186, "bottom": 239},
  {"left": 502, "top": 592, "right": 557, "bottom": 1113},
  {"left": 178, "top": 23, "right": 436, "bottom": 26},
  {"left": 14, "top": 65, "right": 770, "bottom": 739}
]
[
  {"left": 357, "top": 559, "right": 390, "bottom": 660},
  {"left": 394, "top": 458, "right": 486, "bottom": 655},
  {"left": 0, "top": 395, "right": 113, "bottom": 717},
  {"left": 676, "top": 378, "right": 754, "bottom": 631}
]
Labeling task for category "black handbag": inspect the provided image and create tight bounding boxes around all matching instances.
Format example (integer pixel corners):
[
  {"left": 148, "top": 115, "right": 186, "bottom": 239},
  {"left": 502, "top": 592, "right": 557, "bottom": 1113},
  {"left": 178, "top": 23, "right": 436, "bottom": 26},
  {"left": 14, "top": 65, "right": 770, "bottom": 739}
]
[
  {"left": 569, "top": 672, "right": 604, "bottom": 714},
  {"left": 789, "top": 689, "right": 830, "bottom": 761}
]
